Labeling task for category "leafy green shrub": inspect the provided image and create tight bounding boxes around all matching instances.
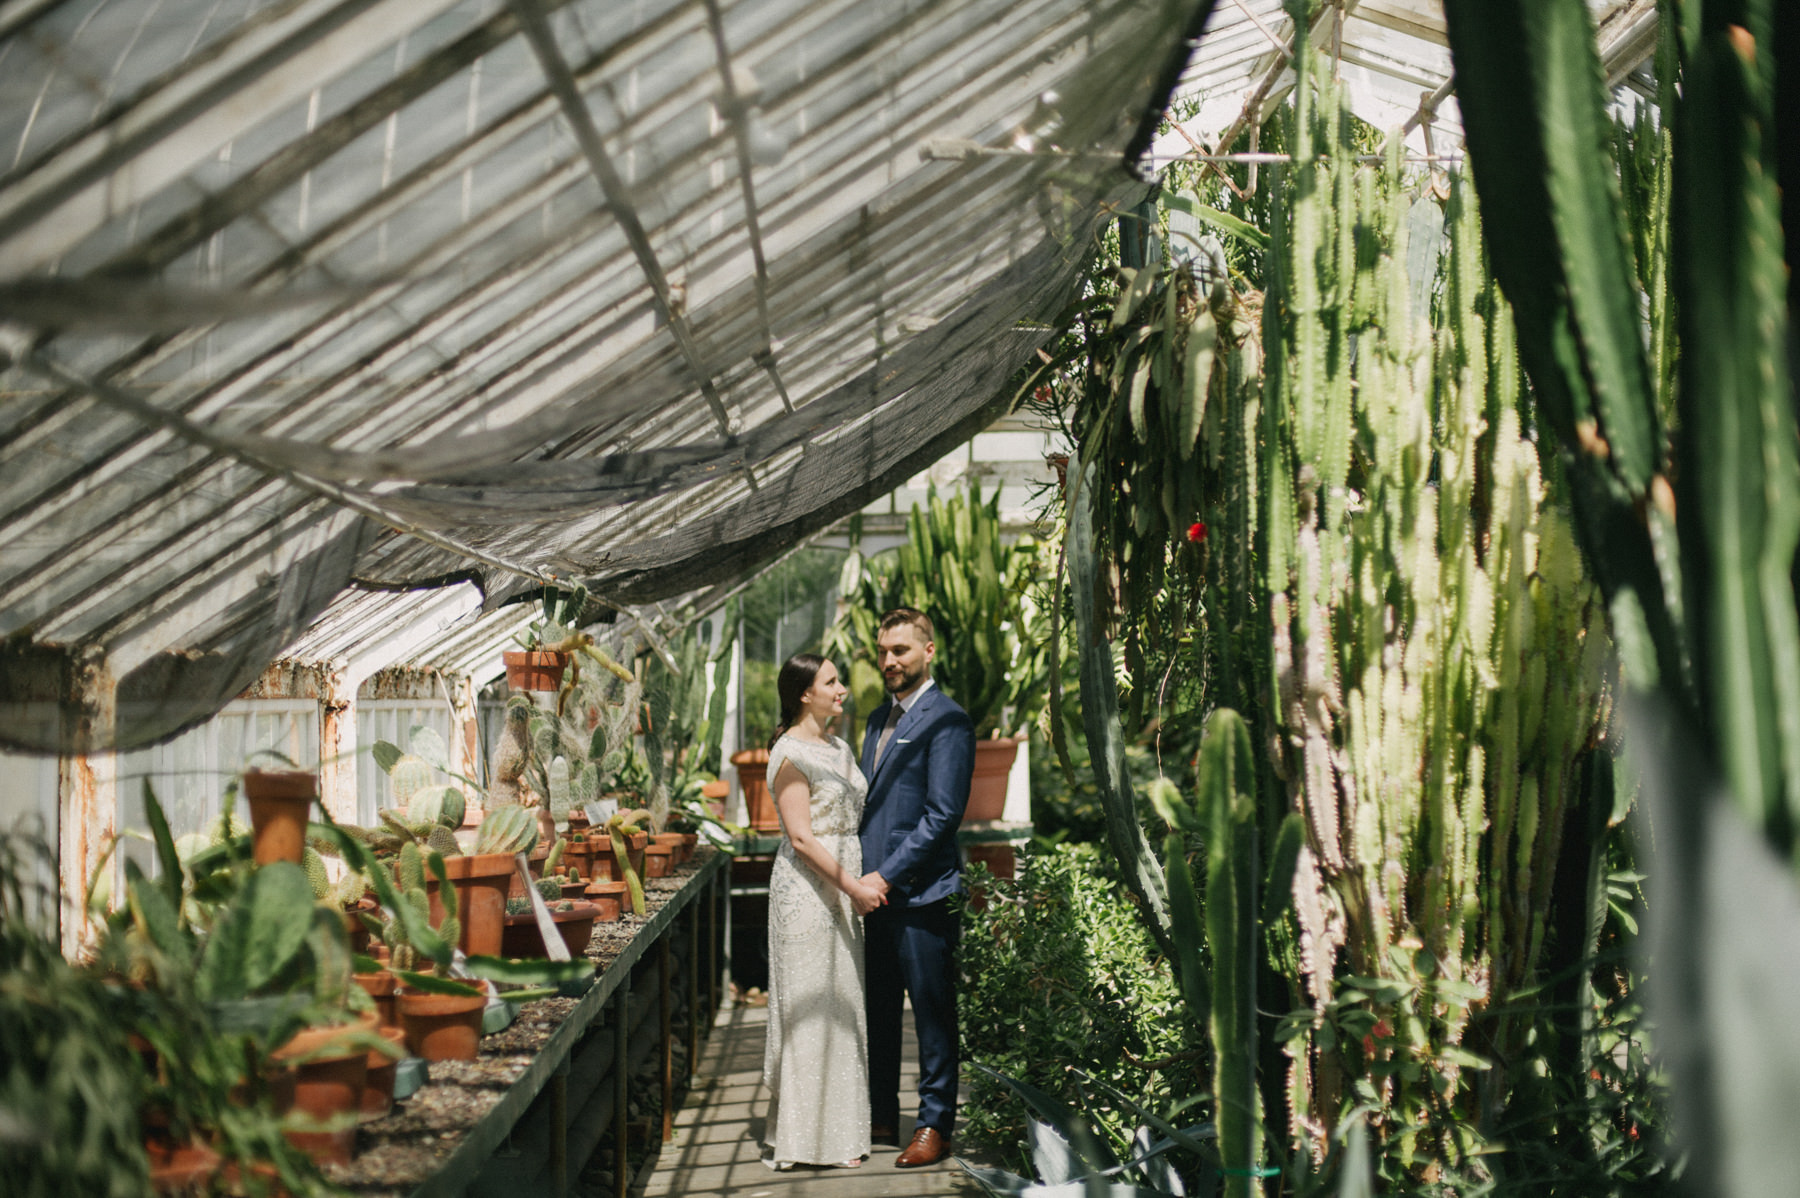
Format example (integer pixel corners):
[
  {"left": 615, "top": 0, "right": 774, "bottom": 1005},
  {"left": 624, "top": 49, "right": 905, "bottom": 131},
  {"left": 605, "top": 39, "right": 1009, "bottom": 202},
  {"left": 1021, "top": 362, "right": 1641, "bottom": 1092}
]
[{"left": 959, "top": 843, "right": 1203, "bottom": 1169}]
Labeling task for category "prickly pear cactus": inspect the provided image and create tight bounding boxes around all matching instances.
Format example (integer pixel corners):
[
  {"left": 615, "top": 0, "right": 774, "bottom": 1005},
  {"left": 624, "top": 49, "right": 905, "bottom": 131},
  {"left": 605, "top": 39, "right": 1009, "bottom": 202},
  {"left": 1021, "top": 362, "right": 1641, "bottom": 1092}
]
[
  {"left": 425, "top": 825, "right": 463, "bottom": 859},
  {"left": 388, "top": 755, "right": 435, "bottom": 806}
]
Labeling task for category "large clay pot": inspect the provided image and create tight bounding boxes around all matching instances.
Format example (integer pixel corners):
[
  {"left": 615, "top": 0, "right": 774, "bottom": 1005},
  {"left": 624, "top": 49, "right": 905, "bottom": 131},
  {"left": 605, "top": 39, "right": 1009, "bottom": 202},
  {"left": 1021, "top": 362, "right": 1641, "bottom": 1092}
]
[
  {"left": 584, "top": 879, "right": 628, "bottom": 922},
  {"left": 243, "top": 770, "right": 317, "bottom": 866},
  {"left": 701, "top": 779, "right": 730, "bottom": 820},
  {"left": 964, "top": 738, "right": 1019, "bottom": 822},
  {"left": 503, "top": 650, "right": 568, "bottom": 692},
  {"left": 354, "top": 969, "right": 400, "bottom": 1033},
  {"left": 271, "top": 1010, "right": 376, "bottom": 1164},
  {"left": 361, "top": 1026, "right": 407, "bottom": 1120},
  {"left": 677, "top": 832, "right": 698, "bottom": 863},
  {"left": 397, "top": 983, "right": 489, "bottom": 1061},
  {"left": 425, "top": 852, "right": 515, "bottom": 958},
  {"left": 501, "top": 902, "right": 600, "bottom": 958},
  {"left": 731, "top": 747, "right": 778, "bottom": 832}
]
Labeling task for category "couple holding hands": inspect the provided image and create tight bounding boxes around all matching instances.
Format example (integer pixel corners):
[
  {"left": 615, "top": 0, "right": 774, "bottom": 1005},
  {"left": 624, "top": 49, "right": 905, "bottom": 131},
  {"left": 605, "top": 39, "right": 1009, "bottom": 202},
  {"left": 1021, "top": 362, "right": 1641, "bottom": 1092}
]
[{"left": 760, "top": 607, "right": 973, "bottom": 1172}]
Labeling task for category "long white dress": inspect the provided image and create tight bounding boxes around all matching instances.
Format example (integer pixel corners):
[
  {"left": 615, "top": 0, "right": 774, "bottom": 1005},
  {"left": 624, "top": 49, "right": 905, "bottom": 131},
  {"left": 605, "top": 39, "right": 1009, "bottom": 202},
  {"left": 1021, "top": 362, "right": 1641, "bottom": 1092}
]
[{"left": 762, "top": 733, "right": 871, "bottom": 1167}]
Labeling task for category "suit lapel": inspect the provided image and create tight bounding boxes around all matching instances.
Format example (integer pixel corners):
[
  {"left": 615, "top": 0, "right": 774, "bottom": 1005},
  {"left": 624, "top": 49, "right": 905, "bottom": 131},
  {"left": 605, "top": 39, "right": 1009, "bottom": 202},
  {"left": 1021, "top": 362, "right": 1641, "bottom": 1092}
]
[
  {"left": 861, "top": 700, "right": 891, "bottom": 779},
  {"left": 870, "top": 688, "right": 935, "bottom": 783}
]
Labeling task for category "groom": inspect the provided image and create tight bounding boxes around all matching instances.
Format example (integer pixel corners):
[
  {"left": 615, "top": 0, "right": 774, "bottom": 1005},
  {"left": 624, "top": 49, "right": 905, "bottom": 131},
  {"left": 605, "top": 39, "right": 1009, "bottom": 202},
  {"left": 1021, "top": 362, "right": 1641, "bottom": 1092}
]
[{"left": 858, "top": 608, "right": 974, "bottom": 1168}]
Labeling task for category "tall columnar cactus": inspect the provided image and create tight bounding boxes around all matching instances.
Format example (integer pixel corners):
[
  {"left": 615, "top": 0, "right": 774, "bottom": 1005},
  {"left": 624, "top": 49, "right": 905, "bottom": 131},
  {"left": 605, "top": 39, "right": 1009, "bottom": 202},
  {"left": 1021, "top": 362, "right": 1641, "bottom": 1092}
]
[
  {"left": 1442, "top": 2, "right": 1799, "bottom": 1190},
  {"left": 1060, "top": 33, "right": 1616, "bottom": 1178},
  {"left": 1198, "top": 711, "right": 1263, "bottom": 1195}
]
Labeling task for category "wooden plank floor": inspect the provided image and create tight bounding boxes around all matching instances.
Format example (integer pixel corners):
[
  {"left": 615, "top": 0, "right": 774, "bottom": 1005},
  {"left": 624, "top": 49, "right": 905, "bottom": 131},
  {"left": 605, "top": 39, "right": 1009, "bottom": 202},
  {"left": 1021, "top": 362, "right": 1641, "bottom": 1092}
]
[{"left": 641, "top": 1000, "right": 986, "bottom": 1197}]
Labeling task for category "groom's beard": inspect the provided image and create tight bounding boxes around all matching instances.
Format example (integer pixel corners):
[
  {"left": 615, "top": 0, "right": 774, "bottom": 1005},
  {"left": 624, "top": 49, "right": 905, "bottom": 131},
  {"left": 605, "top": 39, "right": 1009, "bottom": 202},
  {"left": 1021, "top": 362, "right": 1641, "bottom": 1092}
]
[{"left": 884, "top": 661, "right": 925, "bottom": 695}]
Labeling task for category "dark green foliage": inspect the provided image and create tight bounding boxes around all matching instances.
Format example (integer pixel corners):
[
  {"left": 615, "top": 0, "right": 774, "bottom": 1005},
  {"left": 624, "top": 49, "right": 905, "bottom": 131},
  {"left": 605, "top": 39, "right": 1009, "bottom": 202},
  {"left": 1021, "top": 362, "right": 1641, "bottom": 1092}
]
[
  {"left": 0, "top": 833, "right": 151, "bottom": 1198},
  {"left": 958, "top": 844, "right": 1203, "bottom": 1174}
]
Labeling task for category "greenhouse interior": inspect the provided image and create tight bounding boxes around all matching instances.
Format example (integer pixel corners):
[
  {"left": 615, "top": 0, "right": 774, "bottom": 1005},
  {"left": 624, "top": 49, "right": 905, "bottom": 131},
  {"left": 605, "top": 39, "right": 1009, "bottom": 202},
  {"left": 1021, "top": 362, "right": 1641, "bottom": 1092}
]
[{"left": 1, "top": 0, "right": 1794, "bottom": 1195}]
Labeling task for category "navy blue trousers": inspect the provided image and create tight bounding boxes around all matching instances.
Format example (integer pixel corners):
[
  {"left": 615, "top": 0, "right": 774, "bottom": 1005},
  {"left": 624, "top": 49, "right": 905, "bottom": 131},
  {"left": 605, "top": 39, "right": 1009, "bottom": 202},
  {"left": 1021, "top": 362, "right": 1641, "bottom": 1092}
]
[{"left": 864, "top": 896, "right": 960, "bottom": 1135}]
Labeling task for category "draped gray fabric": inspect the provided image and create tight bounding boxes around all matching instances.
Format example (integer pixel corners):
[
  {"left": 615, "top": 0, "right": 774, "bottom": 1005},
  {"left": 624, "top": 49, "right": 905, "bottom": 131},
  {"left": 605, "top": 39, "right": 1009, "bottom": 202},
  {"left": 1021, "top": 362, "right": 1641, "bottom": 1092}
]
[{"left": 0, "top": 0, "right": 1205, "bottom": 752}]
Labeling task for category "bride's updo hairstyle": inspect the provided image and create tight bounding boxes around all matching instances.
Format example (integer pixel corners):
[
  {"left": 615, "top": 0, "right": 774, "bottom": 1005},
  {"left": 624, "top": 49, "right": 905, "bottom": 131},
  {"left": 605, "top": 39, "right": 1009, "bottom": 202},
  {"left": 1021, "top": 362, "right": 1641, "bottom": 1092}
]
[{"left": 769, "top": 652, "right": 828, "bottom": 749}]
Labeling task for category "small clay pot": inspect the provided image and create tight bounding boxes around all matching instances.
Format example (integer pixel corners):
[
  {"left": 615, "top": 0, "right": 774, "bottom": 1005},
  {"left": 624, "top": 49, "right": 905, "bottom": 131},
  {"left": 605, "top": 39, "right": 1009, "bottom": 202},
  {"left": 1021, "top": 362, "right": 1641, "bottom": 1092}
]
[
  {"left": 425, "top": 852, "right": 515, "bottom": 958},
  {"left": 590, "top": 832, "right": 647, "bottom": 882},
  {"left": 678, "top": 832, "right": 698, "bottom": 863},
  {"left": 354, "top": 969, "right": 401, "bottom": 1033},
  {"left": 343, "top": 898, "right": 377, "bottom": 955},
  {"left": 644, "top": 842, "right": 675, "bottom": 878},
  {"left": 558, "top": 878, "right": 588, "bottom": 902},
  {"left": 146, "top": 1131, "right": 222, "bottom": 1190},
  {"left": 585, "top": 879, "right": 628, "bottom": 922},
  {"left": 701, "top": 779, "right": 729, "bottom": 820},
  {"left": 503, "top": 649, "right": 569, "bottom": 692},
  {"left": 361, "top": 1026, "right": 408, "bottom": 1120},
  {"left": 271, "top": 1010, "right": 377, "bottom": 1164},
  {"left": 501, "top": 902, "right": 600, "bottom": 958},
  {"left": 243, "top": 770, "right": 317, "bottom": 866},
  {"left": 397, "top": 983, "right": 489, "bottom": 1062}
]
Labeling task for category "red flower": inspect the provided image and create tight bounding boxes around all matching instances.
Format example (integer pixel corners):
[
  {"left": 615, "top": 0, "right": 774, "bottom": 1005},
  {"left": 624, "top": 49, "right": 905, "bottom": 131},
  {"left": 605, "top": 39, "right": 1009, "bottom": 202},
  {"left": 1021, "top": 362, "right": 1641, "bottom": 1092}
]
[{"left": 1186, "top": 521, "right": 1208, "bottom": 543}]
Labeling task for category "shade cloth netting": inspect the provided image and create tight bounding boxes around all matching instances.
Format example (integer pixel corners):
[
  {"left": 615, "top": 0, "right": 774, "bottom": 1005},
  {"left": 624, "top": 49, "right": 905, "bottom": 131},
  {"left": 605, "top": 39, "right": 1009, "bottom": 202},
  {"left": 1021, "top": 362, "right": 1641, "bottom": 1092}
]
[{"left": 0, "top": 0, "right": 1208, "bottom": 754}]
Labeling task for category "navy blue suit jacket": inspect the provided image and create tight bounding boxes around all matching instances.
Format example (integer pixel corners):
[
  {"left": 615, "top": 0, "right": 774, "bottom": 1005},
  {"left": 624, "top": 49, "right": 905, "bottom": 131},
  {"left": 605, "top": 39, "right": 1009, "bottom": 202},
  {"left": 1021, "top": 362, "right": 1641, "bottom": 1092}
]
[{"left": 858, "top": 684, "right": 975, "bottom": 908}]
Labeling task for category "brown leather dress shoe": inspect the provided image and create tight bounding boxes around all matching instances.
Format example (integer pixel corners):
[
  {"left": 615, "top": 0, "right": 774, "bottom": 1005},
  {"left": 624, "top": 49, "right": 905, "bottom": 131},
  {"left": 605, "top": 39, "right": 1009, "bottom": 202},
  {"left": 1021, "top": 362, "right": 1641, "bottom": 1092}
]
[
  {"left": 870, "top": 1124, "right": 899, "bottom": 1147},
  {"left": 894, "top": 1126, "right": 950, "bottom": 1168}
]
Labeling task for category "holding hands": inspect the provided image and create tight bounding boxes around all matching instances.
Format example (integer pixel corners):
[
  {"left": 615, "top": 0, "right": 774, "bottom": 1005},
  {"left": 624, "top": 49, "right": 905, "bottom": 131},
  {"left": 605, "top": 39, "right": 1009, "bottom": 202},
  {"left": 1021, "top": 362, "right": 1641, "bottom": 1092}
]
[{"left": 849, "top": 870, "right": 890, "bottom": 917}]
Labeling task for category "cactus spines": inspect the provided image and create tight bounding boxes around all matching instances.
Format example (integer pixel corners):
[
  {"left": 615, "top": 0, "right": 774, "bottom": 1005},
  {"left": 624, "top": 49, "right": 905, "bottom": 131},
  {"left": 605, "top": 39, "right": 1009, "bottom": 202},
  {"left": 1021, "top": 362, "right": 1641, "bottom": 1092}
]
[
  {"left": 535, "top": 876, "right": 563, "bottom": 904},
  {"left": 547, "top": 757, "right": 573, "bottom": 823},
  {"left": 436, "top": 913, "right": 460, "bottom": 955},
  {"left": 388, "top": 755, "right": 434, "bottom": 806},
  {"left": 476, "top": 804, "right": 538, "bottom": 856},
  {"left": 544, "top": 836, "right": 566, "bottom": 875},
  {"left": 302, "top": 847, "right": 331, "bottom": 901}
]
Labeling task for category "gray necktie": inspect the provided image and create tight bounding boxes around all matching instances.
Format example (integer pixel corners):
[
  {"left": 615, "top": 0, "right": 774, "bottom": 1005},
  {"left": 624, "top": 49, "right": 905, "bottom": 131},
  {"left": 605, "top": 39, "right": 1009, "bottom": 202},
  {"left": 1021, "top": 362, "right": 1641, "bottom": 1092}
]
[{"left": 874, "top": 703, "right": 903, "bottom": 767}]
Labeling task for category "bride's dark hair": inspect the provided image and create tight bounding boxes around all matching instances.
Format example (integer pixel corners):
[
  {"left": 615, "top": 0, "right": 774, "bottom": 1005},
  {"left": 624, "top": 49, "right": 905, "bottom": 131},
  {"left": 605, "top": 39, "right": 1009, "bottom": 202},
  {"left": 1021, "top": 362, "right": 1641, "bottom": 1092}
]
[{"left": 768, "top": 652, "right": 828, "bottom": 749}]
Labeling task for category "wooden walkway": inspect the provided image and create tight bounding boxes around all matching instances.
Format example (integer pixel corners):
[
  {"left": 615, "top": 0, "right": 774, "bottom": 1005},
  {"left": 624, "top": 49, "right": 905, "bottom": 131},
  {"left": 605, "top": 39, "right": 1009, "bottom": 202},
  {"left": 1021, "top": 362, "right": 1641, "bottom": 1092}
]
[{"left": 640, "top": 1000, "right": 986, "bottom": 1197}]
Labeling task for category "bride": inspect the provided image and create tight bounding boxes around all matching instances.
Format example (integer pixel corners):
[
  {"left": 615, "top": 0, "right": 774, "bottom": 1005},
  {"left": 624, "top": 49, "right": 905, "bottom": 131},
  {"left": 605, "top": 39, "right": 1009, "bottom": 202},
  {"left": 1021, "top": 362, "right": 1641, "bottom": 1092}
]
[{"left": 761, "top": 652, "right": 884, "bottom": 1170}]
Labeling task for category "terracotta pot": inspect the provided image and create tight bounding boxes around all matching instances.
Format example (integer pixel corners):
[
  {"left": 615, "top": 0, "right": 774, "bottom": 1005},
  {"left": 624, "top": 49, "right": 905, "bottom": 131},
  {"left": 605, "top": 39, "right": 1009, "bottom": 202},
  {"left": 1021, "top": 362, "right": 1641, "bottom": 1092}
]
[
  {"left": 503, "top": 649, "right": 569, "bottom": 692},
  {"left": 590, "top": 832, "right": 647, "bottom": 882},
  {"left": 243, "top": 770, "right": 317, "bottom": 866},
  {"left": 146, "top": 1132, "right": 221, "bottom": 1191},
  {"left": 964, "top": 738, "right": 1018, "bottom": 822},
  {"left": 731, "top": 748, "right": 778, "bottom": 832},
  {"left": 678, "top": 832, "right": 698, "bottom": 863},
  {"left": 507, "top": 845, "right": 552, "bottom": 900},
  {"left": 397, "top": 983, "right": 489, "bottom": 1061},
  {"left": 558, "top": 878, "right": 588, "bottom": 901},
  {"left": 354, "top": 969, "right": 401, "bottom": 1033},
  {"left": 361, "top": 1026, "right": 407, "bottom": 1120},
  {"left": 425, "top": 852, "right": 515, "bottom": 958},
  {"left": 562, "top": 838, "right": 596, "bottom": 880},
  {"left": 271, "top": 1010, "right": 376, "bottom": 1164},
  {"left": 585, "top": 879, "right": 627, "bottom": 922},
  {"left": 343, "top": 898, "right": 377, "bottom": 955},
  {"left": 566, "top": 810, "right": 591, "bottom": 832},
  {"left": 644, "top": 842, "right": 675, "bottom": 878},
  {"left": 701, "top": 779, "right": 730, "bottom": 821},
  {"left": 501, "top": 901, "right": 600, "bottom": 957}
]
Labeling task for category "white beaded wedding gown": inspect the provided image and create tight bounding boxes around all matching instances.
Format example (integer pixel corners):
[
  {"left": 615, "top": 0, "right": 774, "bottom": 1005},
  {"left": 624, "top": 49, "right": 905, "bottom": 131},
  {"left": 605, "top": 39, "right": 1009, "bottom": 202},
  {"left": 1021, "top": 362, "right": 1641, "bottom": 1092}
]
[{"left": 762, "top": 733, "right": 871, "bottom": 1168}]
